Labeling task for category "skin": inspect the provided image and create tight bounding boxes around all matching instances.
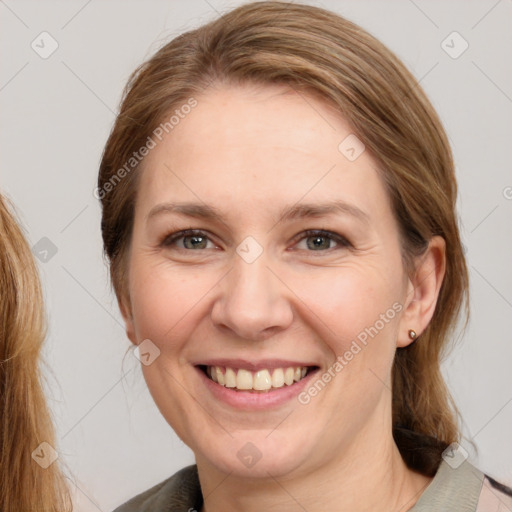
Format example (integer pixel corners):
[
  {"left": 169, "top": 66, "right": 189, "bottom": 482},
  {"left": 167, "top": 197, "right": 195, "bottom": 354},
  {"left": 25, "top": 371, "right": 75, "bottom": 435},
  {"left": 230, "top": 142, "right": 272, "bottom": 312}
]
[{"left": 120, "top": 82, "right": 446, "bottom": 511}]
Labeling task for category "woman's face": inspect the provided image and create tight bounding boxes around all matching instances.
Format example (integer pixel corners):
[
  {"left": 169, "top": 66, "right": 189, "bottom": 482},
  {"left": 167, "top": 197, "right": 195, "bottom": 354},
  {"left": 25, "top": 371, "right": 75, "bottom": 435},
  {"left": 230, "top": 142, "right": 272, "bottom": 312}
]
[{"left": 123, "top": 83, "right": 416, "bottom": 478}]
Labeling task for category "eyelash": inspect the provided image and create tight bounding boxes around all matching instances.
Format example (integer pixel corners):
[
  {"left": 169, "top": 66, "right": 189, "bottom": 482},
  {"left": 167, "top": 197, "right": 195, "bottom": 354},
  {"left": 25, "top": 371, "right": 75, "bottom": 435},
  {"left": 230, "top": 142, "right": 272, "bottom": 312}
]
[{"left": 160, "top": 229, "right": 352, "bottom": 253}]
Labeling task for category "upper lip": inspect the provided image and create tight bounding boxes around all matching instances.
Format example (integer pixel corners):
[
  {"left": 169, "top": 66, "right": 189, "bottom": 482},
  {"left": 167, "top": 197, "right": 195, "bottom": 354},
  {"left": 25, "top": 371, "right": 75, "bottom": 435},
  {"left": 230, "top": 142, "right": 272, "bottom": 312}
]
[{"left": 195, "top": 358, "right": 318, "bottom": 371}]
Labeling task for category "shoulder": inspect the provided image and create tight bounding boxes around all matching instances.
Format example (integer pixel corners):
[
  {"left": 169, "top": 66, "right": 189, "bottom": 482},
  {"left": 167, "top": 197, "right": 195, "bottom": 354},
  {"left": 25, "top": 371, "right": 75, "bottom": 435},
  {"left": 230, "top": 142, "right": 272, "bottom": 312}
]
[
  {"left": 411, "top": 458, "right": 512, "bottom": 512},
  {"left": 111, "top": 465, "right": 202, "bottom": 512}
]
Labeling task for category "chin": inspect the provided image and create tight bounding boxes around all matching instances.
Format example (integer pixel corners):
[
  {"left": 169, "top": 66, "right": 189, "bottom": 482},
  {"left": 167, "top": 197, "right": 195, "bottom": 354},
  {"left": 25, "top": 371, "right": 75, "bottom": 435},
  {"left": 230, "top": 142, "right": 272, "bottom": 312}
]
[{"left": 192, "top": 428, "right": 316, "bottom": 479}]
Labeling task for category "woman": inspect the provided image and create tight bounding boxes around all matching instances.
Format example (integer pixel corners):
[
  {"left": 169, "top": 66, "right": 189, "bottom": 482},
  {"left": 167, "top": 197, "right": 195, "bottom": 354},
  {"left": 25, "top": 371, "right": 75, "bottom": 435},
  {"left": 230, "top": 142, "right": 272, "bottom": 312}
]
[
  {"left": 0, "top": 193, "right": 72, "bottom": 511},
  {"left": 98, "top": 2, "right": 512, "bottom": 510}
]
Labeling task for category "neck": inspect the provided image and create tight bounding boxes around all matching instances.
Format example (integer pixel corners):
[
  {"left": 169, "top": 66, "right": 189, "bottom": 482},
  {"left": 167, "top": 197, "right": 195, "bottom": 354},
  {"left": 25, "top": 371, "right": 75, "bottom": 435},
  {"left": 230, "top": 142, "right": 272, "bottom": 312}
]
[{"left": 197, "top": 427, "right": 433, "bottom": 512}]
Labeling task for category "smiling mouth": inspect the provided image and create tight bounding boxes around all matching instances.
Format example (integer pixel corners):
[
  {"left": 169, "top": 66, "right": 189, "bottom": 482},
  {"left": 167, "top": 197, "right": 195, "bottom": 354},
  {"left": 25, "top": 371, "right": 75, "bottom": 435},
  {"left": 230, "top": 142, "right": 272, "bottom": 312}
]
[{"left": 199, "top": 365, "right": 318, "bottom": 392}]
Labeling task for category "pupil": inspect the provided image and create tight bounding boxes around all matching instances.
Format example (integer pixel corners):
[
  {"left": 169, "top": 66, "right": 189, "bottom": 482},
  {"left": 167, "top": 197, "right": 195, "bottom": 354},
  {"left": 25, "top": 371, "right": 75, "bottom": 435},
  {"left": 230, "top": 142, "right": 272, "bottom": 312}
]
[
  {"left": 186, "top": 236, "right": 205, "bottom": 249},
  {"left": 308, "top": 236, "right": 329, "bottom": 250}
]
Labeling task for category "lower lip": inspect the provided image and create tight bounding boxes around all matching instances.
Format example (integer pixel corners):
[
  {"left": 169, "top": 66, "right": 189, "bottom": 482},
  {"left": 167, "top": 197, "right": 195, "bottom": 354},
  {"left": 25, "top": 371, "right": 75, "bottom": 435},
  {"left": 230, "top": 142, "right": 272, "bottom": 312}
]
[{"left": 195, "top": 366, "right": 319, "bottom": 410}]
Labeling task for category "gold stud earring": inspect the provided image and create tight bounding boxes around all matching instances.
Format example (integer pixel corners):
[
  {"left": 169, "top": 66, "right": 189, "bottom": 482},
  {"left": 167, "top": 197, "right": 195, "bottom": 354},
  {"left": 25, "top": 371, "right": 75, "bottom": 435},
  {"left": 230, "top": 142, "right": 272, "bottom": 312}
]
[{"left": 408, "top": 329, "right": 417, "bottom": 340}]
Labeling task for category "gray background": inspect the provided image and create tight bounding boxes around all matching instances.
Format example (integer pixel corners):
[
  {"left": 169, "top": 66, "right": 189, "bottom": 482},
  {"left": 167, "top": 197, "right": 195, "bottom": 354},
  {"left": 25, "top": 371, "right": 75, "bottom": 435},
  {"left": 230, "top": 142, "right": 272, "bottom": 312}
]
[{"left": 1, "top": 0, "right": 511, "bottom": 510}]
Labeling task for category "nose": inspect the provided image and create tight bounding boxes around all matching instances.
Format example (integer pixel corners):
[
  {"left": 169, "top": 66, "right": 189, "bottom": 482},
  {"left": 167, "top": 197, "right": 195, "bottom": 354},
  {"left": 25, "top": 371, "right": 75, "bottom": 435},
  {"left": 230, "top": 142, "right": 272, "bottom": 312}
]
[{"left": 210, "top": 250, "right": 294, "bottom": 342}]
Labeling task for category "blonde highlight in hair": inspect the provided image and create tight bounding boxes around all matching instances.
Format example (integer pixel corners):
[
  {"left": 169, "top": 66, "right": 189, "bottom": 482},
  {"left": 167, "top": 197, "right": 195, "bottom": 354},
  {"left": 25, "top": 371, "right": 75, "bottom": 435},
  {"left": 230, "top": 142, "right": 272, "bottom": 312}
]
[
  {"left": 0, "top": 194, "right": 72, "bottom": 511},
  {"left": 99, "top": 1, "right": 468, "bottom": 474}
]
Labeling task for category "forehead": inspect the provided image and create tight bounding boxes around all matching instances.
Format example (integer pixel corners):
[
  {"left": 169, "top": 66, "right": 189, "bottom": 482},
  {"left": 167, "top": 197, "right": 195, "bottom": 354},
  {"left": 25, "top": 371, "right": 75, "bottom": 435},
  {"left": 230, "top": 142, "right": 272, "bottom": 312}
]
[{"left": 137, "top": 83, "right": 392, "bottom": 224}]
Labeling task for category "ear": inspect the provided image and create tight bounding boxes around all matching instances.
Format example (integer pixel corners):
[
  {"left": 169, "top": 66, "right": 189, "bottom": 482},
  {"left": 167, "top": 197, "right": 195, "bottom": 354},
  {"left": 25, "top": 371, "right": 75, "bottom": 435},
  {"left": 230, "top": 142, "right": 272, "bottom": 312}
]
[
  {"left": 118, "top": 292, "right": 137, "bottom": 346},
  {"left": 397, "top": 236, "right": 446, "bottom": 348}
]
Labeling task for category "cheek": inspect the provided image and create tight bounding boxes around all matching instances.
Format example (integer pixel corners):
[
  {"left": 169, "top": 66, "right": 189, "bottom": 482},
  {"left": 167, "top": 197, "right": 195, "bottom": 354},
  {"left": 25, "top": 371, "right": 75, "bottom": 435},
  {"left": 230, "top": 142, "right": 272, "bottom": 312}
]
[
  {"left": 128, "top": 256, "right": 219, "bottom": 346},
  {"left": 294, "top": 264, "right": 402, "bottom": 344},
  {"left": 294, "top": 263, "right": 403, "bottom": 403}
]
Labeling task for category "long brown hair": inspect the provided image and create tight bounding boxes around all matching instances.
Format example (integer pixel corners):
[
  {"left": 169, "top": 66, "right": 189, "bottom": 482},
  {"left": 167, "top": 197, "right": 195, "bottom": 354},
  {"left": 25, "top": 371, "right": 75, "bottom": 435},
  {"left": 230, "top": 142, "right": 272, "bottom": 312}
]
[
  {"left": 0, "top": 194, "right": 72, "bottom": 511},
  {"left": 98, "top": 1, "right": 468, "bottom": 475}
]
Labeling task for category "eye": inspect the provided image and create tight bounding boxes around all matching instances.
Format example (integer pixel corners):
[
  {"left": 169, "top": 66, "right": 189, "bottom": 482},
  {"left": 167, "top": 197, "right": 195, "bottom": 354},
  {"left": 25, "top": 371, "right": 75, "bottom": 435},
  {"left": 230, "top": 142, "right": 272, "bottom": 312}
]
[
  {"left": 161, "top": 229, "right": 216, "bottom": 250},
  {"left": 160, "top": 229, "right": 351, "bottom": 253},
  {"left": 293, "top": 229, "right": 351, "bottom": 252}
]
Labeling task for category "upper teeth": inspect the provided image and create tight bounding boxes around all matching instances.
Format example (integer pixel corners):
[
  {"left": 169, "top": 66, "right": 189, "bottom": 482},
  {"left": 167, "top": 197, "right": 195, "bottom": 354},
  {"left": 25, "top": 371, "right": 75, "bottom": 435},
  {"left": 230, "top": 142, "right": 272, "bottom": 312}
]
[{"left": 207, "top": 366, "right": 308, "bottom": 391}]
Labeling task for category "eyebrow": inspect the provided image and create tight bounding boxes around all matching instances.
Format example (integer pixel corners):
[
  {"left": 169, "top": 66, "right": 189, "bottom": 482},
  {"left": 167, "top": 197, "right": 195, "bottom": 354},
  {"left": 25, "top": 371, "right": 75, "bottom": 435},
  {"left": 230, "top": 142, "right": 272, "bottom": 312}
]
[{"left": 146, "top": 199, "right": 370, "bottom": 225}]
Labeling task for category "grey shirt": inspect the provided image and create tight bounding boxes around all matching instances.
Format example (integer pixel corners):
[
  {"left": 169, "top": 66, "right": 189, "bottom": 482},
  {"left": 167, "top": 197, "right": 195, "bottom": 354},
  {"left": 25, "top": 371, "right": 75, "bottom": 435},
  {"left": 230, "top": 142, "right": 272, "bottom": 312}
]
[{"left": 112, "top": 459, "right": 512, "bottom": 512}]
